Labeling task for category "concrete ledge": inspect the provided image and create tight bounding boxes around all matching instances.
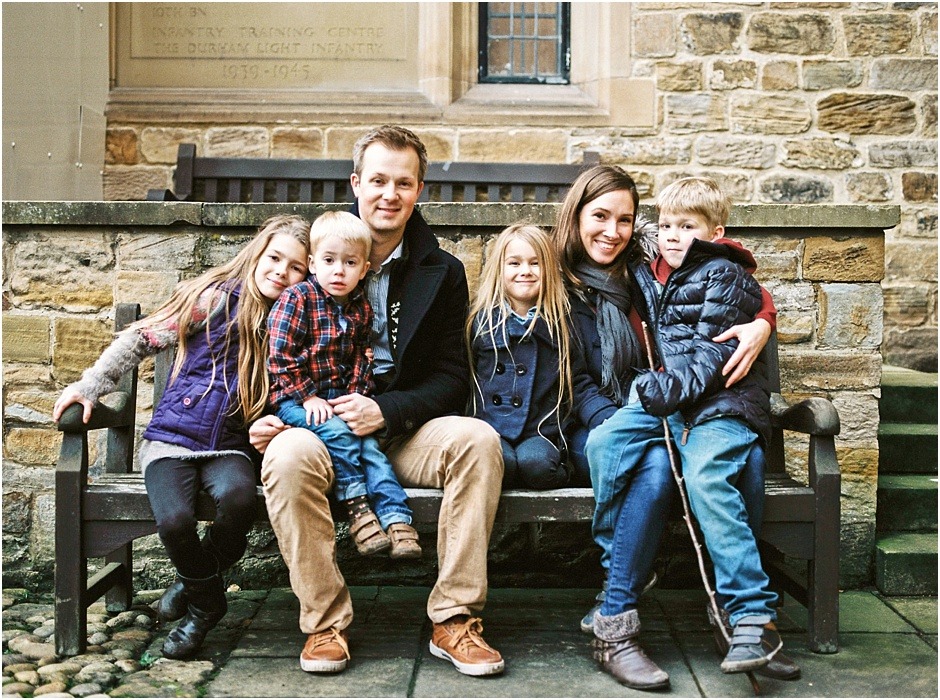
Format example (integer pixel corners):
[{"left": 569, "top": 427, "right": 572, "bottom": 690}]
[{"left": 2, "top": 201, "right": 901, "bottom": 230}]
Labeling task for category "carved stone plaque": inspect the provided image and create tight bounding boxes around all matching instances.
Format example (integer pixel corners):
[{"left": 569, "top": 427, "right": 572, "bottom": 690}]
[{"left": 114, "top": 2, "right": 419, "bottom": 89}]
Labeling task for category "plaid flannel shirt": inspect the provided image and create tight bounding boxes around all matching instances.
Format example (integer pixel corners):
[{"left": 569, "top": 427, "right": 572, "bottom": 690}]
[{"left": 267, "top": 275, "right": 375, "bottom": 407}]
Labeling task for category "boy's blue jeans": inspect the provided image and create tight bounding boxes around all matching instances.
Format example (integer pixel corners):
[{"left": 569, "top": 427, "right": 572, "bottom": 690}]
[{"left": 276, "top": 403, "right": 412, "bottom": 530}]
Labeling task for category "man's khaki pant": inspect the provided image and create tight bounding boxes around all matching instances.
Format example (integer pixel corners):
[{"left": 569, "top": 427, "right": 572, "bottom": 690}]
[{"left": 261, "top": 415, "right": 503, "bottom": 634}]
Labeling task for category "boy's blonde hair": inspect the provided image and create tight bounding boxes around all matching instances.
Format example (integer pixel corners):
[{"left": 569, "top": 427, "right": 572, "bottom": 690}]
[
  {"left": 466, "top": 222, "right": 573, "bottom": 442},
  {"left": 656, "top": 176, "right": 731, "bottom": 231},
  {"left": 309, "top": 211, "right": 373, "bottom": 261},
  {"left": 139, "top": 215, "right": 311, "bottom": 423}
]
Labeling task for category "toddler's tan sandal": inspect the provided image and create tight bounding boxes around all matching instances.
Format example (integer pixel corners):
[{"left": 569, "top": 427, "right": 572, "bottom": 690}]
[
  {"left": 349, "top": 509, "right": 391, "bottom": 556},
  {"left": 387, "top": 523, "right": 422, "bottom": 559}
]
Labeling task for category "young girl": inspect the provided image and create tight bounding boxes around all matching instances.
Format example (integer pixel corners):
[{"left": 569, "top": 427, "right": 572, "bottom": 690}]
[
  {"left": 466, "top": 223, "right": 581, "bottom": 490},
  {"left": 52, "top": 215, "right": 310, "bottom": 660}
]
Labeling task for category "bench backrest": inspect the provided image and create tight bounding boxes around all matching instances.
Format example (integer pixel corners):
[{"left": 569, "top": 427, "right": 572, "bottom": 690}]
[{"left": 147, "top": 144, "right": 600, "bottom": 204}]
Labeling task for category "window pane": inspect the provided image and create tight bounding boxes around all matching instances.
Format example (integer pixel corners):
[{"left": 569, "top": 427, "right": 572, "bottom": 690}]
[{"left": 479, "top": 2, "right": 569, "bottom": 84}]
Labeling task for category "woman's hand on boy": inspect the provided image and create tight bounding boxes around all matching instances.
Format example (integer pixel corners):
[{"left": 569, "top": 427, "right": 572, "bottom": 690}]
[
  {"left": 329, "top": 393, "right": 386, "bottom": 436},
  {"left": 249, "top": 415, "right": 288, "bottom": 454},
  {"left": 714, "top": 318, "right": 771, "bottom": 388},
  {"left": 53, "top": 388, "right": 95, "bottom": 424}
]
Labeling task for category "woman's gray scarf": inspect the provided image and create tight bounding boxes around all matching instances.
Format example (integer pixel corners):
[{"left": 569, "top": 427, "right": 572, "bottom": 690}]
[{"left": 574, "top": 262, "right": 642, "bottom": 406}]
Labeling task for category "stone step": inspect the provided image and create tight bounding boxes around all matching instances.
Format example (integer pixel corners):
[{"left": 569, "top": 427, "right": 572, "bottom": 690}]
[
  {"left": 880, "top": 365, "right": 938, "bottom": 425},
  {"left": 875, "top": 533, "right": 938, "bottom": 596},
  {"left": 876, "top": 474, "right": 938, "bottom": 532},
  {"left": 878, "top": 423, "right": 938, "bottom": 474}
]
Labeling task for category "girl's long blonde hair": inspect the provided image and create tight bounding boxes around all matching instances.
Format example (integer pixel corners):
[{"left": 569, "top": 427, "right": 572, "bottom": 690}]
[
  {"left": 466, "top": 223, "right": 574, "bottom": 439},
  {"left": 136, "top": 215, "right": 311, "bottom": 424}
]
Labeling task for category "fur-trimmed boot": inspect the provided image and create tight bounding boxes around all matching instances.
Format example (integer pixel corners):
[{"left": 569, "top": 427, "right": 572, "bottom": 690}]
[
  {"left": 592, "top": 609, "right": 669, "bottom": 690},
  {"left": 162, "top": 572, "right": 228, "bottom": 659}
]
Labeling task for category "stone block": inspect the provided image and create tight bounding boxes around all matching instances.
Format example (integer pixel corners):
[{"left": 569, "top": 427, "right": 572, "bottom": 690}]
[
  {"left": 870, "top": 59, "right": 939, "bottom": 91},
  {"left": 803, "top": 236, "right": 885, "bottom": 282},
  {"left": 103, "top": 166, "right": 171, "bottom": 202},
  {"left": 458, "top": 129, "right": 568, "bottom": 162},
  {"left": 923, "top": 11, "right": 938, "bottom": 55},
  {"left": 2, "top": 315, "right": 50, "bottom": 362},
  {"left": 2, "top": 491, "right": 31, "bottom": 535},
  {"left": 3, "top": 428, "right": 60, "bottom": 466},
  {"left": 818, "top": 93, "right": 917, "bottom": 135},
  {"left": 846, "top": 172, "right": 892, "bottom": 202},
  {"left": 439, "top": 236, "right": 483, "bottom": 301},
  {"left": 902, "top": 172, "right": 937, "bottom": 202},
  {"left": 831, "top": 392, "right": 880, "bottom": 443},
  {"left": 766, "top": 282, "right": 815, "bottom": 343},
  {"left": 695, "top": 135, "right": 775, "bottom": 169},
  {"left": 115, "top": 271, "right": 180, "bottom": 315},
  {"left": 105, "top": 128, "right": 138, "bottom": 166},
  {"left": 782, "top": 138, "right": 860, "bottom": 170},
  {"left": 709, "top": 60, "right": 756, "bottom": 89},
  {"left": 844, "top": 14, "right": 915, "bottom": 56},
  {"left": 747, "top": 12, "right": 836, "bottom": 54},
  {"left": 679, "top": 12, "right": 743, "bottom": 54},
  {"left": 3, "top": 365, "right": 52, "bottom": 385},
  {"left": 7, "top": 232, "right": 115, "bottom": 311},
  {"left": 759, "top": 174, "right": 833, "bottom": 203},
  {"left": 204, "top": 127, "right": 269, "bottom": 157},
  {"left": 913, "top": 207, "right": 938, "bottom": 238},
  {"left": 52, "top": 317, "right": 112, "bottom": 384},
  {"left": 611, "top": 137, "right": 692, "bottom": 165},
  {"left": 883, "top": 284, "right": 931, "bottom": 326},
  {"left": 4, "top": 390, "right": 56, "bottom": 426},
  {"left": 802, "top": 60, "right": 863, "bottom": 90},
  {"left": 731, "top": 95, "right": 811, "bottom": 134},
  {"left": 140, "top": 128, "right": 203, "bottom": 164},
  {"left": 633, "top": 13, "right": 676, "bottom": 57},
  {"left": 884, "top": 326, "right": 939, "bottom": 372},
  {"left": 271, "top": 128, "right": 324, "bottom": 158},
  {"left": 922, "top": 94, "right": 937, "bottom": 138},
  {"left": 117, "top": 233, "right": 198, "bottom": 271},
  {"left": 818, "top": 283, "right": 884, "bottom": 349},
  {"left": 779, "top": 349, "right": 881, "bottom": 391},
  {"left": 656, "top": 62, "right": 702, "bottom": 91},
  {"left": 664, "top": 93, "right": 727, "bottom": 133},
  {"left": 885, "top": 240, "right": 938, "bottom": 282},
  {"left": 869, "top": 140, "right": 938, "bottom": 168},
  {"left": 761, "top": 61, "right": 798, "bottom": 90}
]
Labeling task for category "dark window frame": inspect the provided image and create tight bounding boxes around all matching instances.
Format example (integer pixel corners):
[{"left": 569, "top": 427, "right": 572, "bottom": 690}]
[{"left": 478, "top": 3, "right": 570, "bottom": 85}]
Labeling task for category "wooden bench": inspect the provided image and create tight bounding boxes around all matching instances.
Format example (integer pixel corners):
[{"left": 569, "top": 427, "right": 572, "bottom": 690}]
[
  {"left": 54, "top": 303, "right": 841, "bottom": 657},
  {"left": 146, "top": 143, "right": 600, "bottom": 204}
]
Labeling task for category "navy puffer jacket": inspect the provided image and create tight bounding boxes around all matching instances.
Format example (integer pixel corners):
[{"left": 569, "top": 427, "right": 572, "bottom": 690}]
[{"left": 630, "top": 237, "right": 771, "bottom": 446}]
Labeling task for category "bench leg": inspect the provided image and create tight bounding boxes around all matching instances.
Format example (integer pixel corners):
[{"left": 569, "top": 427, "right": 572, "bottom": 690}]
[
  {"left": 105, "top": 543, "right": 134, "bottom": 613},
  {"left": 807, "top": 556, "right": 839, "bottom": 653},
  {"left": 55, "top": 434, "right": 88, "bottom": 656}
]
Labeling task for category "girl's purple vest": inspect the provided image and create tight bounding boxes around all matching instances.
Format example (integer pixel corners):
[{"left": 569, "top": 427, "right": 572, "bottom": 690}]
[{"left": 142, "top": 285, "right": 253, "bottom": 455}]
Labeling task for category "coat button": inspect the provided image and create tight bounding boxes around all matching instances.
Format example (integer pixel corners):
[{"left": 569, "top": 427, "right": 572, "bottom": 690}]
[
  {"left": 511, "top": 396, "right": 522, "bottom": 407},
  {"left": 495, "top": 362, "right": 505, "bottom": 374},
  {"left": 405, "top": 420, "right": 415, "bottom": 430},
  {"left": 515, "top": 364, "right": 527, "bottom": 376},
  {"left": 182, "top": 397, "right": 192, "bottom": 406},
  {"left": 492, "top": 395, "right": 502, "bottom": 406}
]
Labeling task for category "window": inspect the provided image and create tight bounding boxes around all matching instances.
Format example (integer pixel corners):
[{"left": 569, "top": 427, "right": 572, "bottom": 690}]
[{"left": 479, "top": 2, "right": 570, "bottom": 84}]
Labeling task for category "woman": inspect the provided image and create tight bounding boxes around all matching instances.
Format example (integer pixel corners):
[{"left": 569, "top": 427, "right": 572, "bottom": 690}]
[{"left": 553, "top": 166, "right": 775, "bottom": 690}]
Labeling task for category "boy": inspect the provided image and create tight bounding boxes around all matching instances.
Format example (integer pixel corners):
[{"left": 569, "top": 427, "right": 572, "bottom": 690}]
[
  {"left": 590, "top": 177, "right": 789, "bottom": 675},
  {"left": 267, "top": 210, "right": 421, "bottom": 560}
]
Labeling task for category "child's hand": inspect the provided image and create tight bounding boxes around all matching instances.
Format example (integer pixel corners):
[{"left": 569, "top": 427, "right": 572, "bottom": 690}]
[
  {"left": 53, "top": 388, "right": 95, "bottom": 424},
  {"left": 303, "top": 395, "right": 333, "bottom": 426}
]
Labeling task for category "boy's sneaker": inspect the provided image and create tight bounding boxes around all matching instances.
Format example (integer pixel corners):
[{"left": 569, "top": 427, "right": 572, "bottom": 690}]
[
  {"left": 707, "top": 605, "right": 800, "bottom": 680},
  {"left": 719, "top": 615, "right": 783, "bottom": 674},
  {"left": 300, "top": 627, "right": 350, "bottom": 673},
  {"left": 430, "top": 615, "right": 504, "bottom": 676}
]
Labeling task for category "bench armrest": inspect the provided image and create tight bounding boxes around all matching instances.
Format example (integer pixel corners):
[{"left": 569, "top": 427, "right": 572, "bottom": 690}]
[
  {"left": 55, "top": 392, "right": 133, "bottom": 433},
  {"left": 770, "top": 393, "right": 840, "bottom": 436}
]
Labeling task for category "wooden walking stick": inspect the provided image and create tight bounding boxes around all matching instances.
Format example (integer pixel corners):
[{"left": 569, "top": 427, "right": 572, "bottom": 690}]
[{"left": 640, "top": 322, "right": 761, "bottom": 695}]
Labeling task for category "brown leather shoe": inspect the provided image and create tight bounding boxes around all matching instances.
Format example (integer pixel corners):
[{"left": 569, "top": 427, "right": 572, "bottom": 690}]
[
  {"left": 707, "top": 605, "right": 800, "bottom": 680},
  {"left": 300, "top": 627, "right": 350, "bottom": 673},
  {"left": 430, "top": 615, "right": 505, "bottom": 676},
  {"left": 593, "top": 609, "right": 669, "bottom": 690}
]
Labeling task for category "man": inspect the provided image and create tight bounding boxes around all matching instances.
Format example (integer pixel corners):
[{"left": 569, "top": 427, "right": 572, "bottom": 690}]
[{"left": 249, "top": 125, "right": 505, "bottom": 677}]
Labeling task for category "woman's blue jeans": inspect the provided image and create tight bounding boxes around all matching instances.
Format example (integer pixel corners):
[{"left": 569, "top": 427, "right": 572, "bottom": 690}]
[
  {"left": 501, "top": 435, "right": 567, "bottom": 490},
  {"left": 276, "top": 403, "right": 412, "bottom": 529}
]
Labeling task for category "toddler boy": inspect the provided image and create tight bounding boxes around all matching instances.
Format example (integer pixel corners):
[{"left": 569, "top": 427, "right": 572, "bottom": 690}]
[{"left": 267, "top": 211, "right": 420, "bottom": 559}]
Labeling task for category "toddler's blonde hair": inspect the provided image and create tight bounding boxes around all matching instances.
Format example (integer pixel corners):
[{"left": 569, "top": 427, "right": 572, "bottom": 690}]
[{"left": 309, "top": 210, "right": 372, "bottom": 261}]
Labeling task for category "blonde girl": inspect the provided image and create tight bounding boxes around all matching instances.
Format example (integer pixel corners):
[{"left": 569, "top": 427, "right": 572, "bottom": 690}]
[
  {"left": 466, "top": 223, "right": 583, "bottom": 490},
  {"left": 53, "top": 215, "right": 310, "bottom": 660}
]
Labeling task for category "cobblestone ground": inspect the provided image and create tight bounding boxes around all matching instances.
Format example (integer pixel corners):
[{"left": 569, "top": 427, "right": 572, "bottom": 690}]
[{"left": 2, "top": 586, "right": 265, "bottom": 698}]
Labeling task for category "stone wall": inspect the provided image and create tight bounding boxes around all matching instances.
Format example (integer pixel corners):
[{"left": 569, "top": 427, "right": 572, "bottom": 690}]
[
  {"left": 1, "top": 201, "right": 896, "bottom": 592},
  {"left": 101, "top": 2, "right": 937, "bottom": 371}
]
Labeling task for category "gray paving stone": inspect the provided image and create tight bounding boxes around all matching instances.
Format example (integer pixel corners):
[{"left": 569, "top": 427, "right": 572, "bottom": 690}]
[
  {"left": 884, "top": 596, "right": 939, "bottom": 634},
  {"left": 785, "top": 590, "right": 916, "bottom": 633}
]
